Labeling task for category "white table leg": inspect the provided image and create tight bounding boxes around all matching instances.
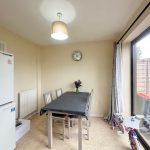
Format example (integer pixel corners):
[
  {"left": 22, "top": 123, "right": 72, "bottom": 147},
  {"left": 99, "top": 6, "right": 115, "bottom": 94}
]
[
  {"left": 78, "top": 116, "right": 82, "bottom": 150},
  {"left": 48, "top": 112, "right": 52, "bottom": 148}
]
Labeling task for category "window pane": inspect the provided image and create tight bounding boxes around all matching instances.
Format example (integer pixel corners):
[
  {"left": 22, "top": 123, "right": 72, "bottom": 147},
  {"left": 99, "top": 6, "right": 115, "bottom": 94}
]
[{"left": 132, "top": 30, "right": 150, "bottom": 146}]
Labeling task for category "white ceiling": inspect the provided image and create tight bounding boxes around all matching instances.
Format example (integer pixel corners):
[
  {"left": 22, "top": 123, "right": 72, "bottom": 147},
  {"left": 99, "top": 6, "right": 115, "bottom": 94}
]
[{"left": 0, "top": 0, "right": 144, "bottom": 46}]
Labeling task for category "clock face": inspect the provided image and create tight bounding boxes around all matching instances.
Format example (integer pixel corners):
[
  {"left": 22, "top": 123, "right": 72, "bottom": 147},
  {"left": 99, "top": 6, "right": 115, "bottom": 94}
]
[{"left": 72, "top": 51, "right": 82, "bottom": 61}]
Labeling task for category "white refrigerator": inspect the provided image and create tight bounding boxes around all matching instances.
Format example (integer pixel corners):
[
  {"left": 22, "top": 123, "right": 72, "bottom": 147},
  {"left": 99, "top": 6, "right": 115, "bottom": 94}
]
[{"left": 0, "top": 51, "right": 16, "bottom": 150}]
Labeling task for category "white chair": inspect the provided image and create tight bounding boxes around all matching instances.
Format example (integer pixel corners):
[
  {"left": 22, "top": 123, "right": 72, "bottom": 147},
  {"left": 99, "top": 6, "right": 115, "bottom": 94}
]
[
  {"left": 43, "top": 91, "right": 53, "bottom": 104},
  {"left": 43, "top": 91, "right": 69, "bottom": 140},
  {"left": 69, "top": 90, "right": 93, "bottom": 140},
  {"left": 56, "top": 88, "right": 63, "bottom": 98},
  {"left": 84, "top": 89, "right": 93, "bottom": 140}
]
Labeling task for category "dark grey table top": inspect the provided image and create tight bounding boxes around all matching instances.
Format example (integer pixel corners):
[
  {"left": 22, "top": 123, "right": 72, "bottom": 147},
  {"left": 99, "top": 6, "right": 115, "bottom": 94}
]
[{"left": 40, "top": 91, "right": 90, "bottom": 117}]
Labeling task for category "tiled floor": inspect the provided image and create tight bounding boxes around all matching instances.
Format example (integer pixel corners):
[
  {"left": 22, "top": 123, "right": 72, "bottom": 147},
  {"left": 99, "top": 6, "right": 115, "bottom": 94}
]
[{"left": 16, "top": 114, "right": 144, "bottom": 150}]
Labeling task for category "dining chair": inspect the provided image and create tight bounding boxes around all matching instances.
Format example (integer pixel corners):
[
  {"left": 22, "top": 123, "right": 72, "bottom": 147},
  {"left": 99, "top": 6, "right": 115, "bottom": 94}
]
[
  {"left": 43, "top": 91, "right": 69, "bottom": 140},
  {"left": 55, "top": 88, "right": 71, "bottom": 138},
  {"left": 69, "top": 90, "right": 93, "bottom": 140},
  {"left": 84, "top": 89, "right": 94, "bottom": 140},
  {"left": 55, "top": 88, "right": 63, "bottom": 98},
  {"left": 43, "top": 91, "right": 53, "bottom": 104}
]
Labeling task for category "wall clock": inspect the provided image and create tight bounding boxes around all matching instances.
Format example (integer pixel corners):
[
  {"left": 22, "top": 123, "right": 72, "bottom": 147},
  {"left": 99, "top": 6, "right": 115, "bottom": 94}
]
[{"left": 72, "top": 51, "right": 82, "bottom": 61}]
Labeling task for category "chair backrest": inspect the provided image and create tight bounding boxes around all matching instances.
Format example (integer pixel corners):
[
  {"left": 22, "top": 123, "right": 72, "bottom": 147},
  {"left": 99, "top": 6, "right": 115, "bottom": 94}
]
[
  {"left": 43, "top": 91, "right": 53, "bottom": 105},
  {"left": 86, "top": 89, "right": 94, "bottom": 117},
  {"left": 90, "top": 89, "right": 93, "bottom": 99},
  {"left": 56, "top": 88, "right": 63, "bottom": 98}
]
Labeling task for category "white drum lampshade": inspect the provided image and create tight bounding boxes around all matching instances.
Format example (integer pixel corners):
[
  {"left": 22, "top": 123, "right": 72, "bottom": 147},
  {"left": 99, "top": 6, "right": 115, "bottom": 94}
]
[{"left": 51, "top": 13, "right": 68, "bottom": 40}]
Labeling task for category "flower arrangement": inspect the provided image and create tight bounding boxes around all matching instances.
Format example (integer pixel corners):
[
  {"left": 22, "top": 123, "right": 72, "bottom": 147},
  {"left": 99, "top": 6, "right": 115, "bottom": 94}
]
[{"left": 74, "top": 80, "right": 82, "bottom": 92}]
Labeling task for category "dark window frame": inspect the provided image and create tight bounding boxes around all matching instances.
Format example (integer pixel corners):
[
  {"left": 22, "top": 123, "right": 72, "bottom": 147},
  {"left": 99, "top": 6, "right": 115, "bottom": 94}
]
[{"left": 131, "top": 26, "right": 150, "bottom": 149}]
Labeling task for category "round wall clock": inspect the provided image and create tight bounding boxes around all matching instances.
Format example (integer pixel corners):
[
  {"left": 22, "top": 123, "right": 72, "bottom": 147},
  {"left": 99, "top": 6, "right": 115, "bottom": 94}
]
[{"left": 72, "top": 51, "right": 82, "bottom": 61}]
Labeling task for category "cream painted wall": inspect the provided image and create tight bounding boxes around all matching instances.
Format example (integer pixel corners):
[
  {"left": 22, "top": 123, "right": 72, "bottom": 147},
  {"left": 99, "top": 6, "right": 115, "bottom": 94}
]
[
  {"left": 0, "top": 8, "right": 149, "bottom": 118},
  {"left": 121, "top": 3, "right": 150, "bottom": 115},
  {"left": 119, "top": 0, "right": 150, "bottom": 42},
  {"left": 41, "top": 41, "right": 113, "bottom": 116},
  {"left": 122, "top": 42, "right": 131, "bottom": 116},
  {"left": 0, "top": 26, "right": 40, "bottom": 118},
  {"left": 0, "top": 25, "right": 113, "bottom": 117},
  {"left": 122, "top": 0, "right": 150, "bottom": 115}
]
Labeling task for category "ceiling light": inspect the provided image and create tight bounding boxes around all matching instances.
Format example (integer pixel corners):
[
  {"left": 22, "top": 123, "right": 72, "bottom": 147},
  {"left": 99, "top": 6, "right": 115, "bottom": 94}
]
[{"left": 51, "top": 12, "right": 68, "bottom": 40}]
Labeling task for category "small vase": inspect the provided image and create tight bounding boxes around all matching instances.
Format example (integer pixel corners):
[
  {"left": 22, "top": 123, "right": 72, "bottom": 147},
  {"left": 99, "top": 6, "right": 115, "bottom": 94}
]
[{"left": 76, "top": 88, "right": 79, "bottom": 93}]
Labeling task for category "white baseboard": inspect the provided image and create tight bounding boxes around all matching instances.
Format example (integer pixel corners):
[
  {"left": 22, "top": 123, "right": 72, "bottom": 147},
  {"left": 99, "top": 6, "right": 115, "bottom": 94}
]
[{"left": 25, "top": 111, "right": 38, "bottom": 119}]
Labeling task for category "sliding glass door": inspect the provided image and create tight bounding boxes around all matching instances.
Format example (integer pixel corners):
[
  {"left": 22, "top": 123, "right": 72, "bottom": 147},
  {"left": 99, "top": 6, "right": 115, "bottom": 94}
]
[{"left": 131, "top": 27, "right": 150, "bottom": 148}]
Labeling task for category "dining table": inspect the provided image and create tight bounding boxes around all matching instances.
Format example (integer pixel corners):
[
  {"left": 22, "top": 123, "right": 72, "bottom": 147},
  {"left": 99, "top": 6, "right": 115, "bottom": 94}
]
[{"left": 40, "top": 91, "right": 90, "bottom": 150}]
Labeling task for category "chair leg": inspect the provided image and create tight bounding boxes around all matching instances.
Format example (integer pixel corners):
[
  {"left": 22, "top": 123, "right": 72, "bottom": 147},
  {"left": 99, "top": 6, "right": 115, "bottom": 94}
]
[
  {"left": 63, "top": 120, "right": 65, "bottom": 140},
  {"left": 68, "top": 118, "right": 70, "bottom": 139},
  {"left": 89, "top": 118, "right": 91, "bottom": 127},
  {"left": 86, "top": 119, "right": 90, "bottom": 140},
  {"left": 87, "top": 126, "right": 89, "bottom": 140},
  {"left": 70, "top": 119, "right": 73, "bottom": 127}
]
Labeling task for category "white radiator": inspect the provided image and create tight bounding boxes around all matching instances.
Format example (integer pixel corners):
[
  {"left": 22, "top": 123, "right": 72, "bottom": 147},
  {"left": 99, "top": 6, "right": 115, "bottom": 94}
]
[{"left": 19, "top": 89, "right": 37, "bottom": 118}]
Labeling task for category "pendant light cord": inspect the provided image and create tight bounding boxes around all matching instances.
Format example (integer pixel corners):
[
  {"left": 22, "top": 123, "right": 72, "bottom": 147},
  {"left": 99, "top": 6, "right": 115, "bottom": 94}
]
[{"left": 57, "top": 12, "right": 62, "bottom": 20}]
